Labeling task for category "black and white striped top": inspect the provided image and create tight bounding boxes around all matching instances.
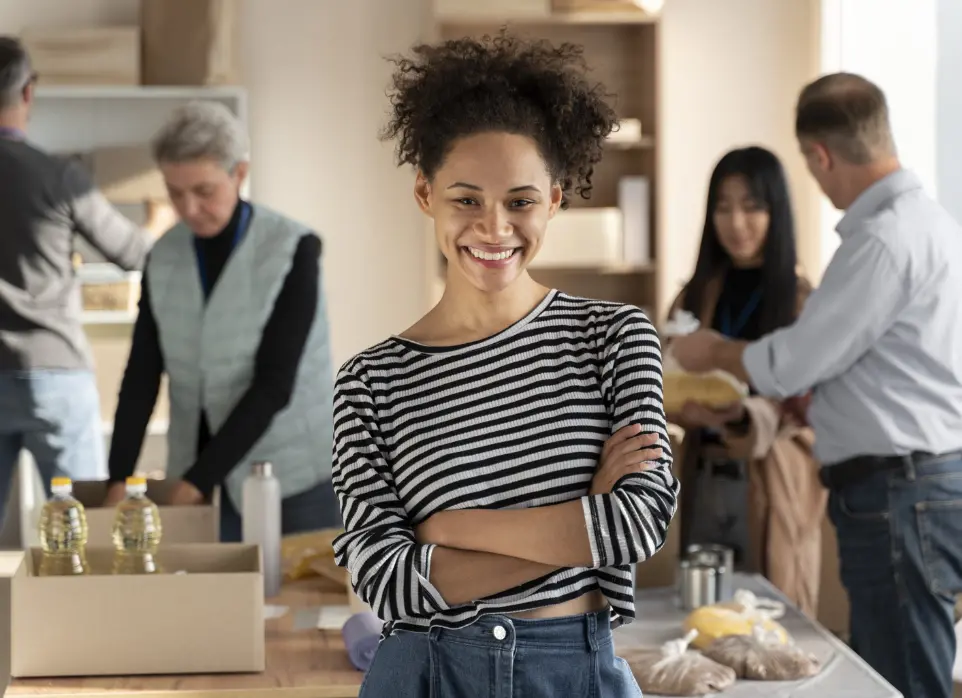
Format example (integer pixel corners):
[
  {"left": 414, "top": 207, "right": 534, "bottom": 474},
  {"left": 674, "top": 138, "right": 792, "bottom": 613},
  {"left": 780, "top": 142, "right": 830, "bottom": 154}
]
[{"left": 331, "top": 290, "right": 679, "bottom": 633}]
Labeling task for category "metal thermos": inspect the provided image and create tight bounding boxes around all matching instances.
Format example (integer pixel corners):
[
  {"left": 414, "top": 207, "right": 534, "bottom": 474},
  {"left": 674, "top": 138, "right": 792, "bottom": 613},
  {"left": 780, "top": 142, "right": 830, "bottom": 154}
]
[
  {"left": 685, "top": 543, "right": 734, "bottom": 601},
  {"left": 678, "top": 559, "right": 719, "bottom": 610},
  {"left": 242, "top": 461, "right": 282, "bottom": 598}
]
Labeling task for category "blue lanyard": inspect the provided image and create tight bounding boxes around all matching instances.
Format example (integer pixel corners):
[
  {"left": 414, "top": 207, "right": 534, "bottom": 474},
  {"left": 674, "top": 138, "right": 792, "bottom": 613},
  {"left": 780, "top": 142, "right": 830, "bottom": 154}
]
[
  {"left": 194, "top": 203, "right": 251, "bottom": 299},
  {"left": 720, "top": 287, "right": 762, "bottom": 338}
]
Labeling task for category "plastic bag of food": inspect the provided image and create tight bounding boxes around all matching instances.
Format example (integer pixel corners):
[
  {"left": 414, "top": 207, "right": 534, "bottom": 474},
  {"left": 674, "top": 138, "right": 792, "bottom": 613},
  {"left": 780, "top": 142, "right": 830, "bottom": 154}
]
[
  {"left": 281, "top": 528, "right": 343, "bottom": 582},
  {"left": 702, "top": 626, "right": 822, "bottom": 680},
  {"left": 621, "top": 630, "right": 737, "bottom": 696},
  {"left": 683, "top": 589, "right": 790, "bottom": 650}
]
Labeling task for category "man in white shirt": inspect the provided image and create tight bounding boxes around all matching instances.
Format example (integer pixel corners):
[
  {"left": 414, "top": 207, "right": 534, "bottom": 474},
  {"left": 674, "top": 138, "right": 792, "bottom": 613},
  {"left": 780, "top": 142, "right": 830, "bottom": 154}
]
[{"left": 673, "top": 73, "right": 962, "bottom": 698}]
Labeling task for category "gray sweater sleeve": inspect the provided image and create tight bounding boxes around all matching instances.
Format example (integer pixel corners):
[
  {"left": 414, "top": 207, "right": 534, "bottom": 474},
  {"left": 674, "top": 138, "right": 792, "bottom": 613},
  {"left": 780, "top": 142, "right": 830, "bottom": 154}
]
[{"left": 62, "top": 159, "right": 153, "bottom": 271}]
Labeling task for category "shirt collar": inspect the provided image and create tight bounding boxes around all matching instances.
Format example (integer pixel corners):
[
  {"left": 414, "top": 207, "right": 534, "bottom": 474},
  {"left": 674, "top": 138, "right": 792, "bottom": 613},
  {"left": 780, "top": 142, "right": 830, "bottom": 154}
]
[
  {"left": 0, "top": 126, "right": 26, "bottom": 140},
  {"left": 836, "top": 169, "right": 923, "bottom": 238}
]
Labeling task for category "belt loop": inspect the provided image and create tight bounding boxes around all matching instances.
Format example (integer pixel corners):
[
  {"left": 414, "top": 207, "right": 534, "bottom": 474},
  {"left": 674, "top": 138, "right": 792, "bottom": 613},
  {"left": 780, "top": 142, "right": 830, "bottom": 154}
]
[
  {"left": 429, "top": 626, "right": 441, "bottom": 643},
  {"left": 586, "top": 611, "right": 599, "bottom": 652},
  {"left": 903, "top": 455, "right": 917, "bottom": 482}
]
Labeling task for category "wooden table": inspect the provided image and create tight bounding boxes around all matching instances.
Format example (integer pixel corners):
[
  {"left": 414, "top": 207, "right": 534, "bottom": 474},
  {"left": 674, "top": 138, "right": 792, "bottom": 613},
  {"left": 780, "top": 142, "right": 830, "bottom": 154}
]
[{"left": 8, "top": 581, "right": 364, "bottom": 698}]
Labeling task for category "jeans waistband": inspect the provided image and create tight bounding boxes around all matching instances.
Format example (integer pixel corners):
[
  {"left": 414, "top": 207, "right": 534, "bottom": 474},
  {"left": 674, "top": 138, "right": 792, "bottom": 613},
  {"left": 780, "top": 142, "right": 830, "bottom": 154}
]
[
  {"left": 428, "top": 609, "right": 611, "bottom": 651},
  {"left": 821, "top": 450, "right": 962, "bottom": 490}
]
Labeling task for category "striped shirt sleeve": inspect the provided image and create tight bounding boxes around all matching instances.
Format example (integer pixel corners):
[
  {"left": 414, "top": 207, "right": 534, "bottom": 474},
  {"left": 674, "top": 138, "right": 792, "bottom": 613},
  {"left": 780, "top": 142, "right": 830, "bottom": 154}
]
[
  {"left": 330, "top": 367, "right": 451, "bottom": 621},
  {"left": 580, "top": 307, "right": 680, "bottom": 568}
]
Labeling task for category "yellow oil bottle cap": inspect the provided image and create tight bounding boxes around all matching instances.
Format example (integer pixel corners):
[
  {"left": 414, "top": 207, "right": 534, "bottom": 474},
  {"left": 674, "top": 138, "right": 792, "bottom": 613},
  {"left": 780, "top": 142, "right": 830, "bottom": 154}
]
[
  {"left": 126, "top": 476, "right": 147, "bottom": 486},
  {"left": 50, "top": 476, "right": 72, "bottom": 487}
]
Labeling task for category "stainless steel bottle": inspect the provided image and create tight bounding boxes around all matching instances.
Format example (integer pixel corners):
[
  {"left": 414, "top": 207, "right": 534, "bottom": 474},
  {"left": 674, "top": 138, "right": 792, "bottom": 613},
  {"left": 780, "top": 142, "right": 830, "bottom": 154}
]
[{"left": 242, "top": 461, "right": 282, "bottom": 597}]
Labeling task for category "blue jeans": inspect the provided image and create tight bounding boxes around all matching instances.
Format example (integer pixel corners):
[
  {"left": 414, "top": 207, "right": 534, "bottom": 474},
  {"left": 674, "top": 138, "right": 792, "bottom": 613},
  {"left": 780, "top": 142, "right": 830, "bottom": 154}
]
[
  {"left": 0, "top": 370, "right": 105, "bottom": 521},
  {"left": 828, "top": 456, "right": 962, "bottom": 698},
  {"left": 358, "top": 610, "right": 642, "bottom": 698},
  {"left": 219, "top": 478, "right": 342, "bottom": 542}
]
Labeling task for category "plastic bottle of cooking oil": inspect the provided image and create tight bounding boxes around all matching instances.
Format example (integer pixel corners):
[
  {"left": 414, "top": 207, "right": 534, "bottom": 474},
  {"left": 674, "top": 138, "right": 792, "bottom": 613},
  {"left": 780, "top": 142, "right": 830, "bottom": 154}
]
[
  {"left": 111, "top": 476, "right": 163, "bottom": 574},
  {"left": 38, "top": 477, "right": 89, "bottom": 576}
]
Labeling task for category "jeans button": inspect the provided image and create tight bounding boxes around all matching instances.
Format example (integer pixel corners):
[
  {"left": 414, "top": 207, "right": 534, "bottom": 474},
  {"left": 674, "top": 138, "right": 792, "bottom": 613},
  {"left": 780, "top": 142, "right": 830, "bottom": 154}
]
[{"left": 493, "top": 625, "right": 507, "bottom": 641}]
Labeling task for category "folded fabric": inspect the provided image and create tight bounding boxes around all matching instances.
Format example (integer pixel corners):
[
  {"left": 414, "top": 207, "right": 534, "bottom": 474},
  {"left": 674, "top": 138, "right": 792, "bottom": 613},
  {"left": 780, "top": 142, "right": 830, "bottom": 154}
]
[{"left": 342, "top": 611, "right": 383, "bottom": 672}]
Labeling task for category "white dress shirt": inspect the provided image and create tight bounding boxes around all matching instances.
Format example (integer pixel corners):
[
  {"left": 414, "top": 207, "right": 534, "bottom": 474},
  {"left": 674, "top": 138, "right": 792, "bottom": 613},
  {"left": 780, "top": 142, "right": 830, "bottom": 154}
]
[{"left": 743, "top": 169, "right": 962, "bottom": 464}]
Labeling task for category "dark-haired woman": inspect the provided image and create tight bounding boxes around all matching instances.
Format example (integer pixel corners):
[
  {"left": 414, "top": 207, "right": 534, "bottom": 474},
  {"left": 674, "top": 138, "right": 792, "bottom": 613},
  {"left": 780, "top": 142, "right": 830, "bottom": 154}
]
[
  {"left": 331, "top": 33, "right": 679, "bottom": 697},
  {"left": 667, "top": 146, "right": 825, "bottom": 615}
]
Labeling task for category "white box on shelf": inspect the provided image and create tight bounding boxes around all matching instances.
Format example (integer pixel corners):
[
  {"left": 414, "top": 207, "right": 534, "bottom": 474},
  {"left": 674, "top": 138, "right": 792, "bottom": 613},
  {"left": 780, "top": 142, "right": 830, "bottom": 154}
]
[
  {"left": 618, "top": 176, "right": 651, "bottom": 265},
  {"left": 534, "top": 207, "right": 623, "bottom": 268}
]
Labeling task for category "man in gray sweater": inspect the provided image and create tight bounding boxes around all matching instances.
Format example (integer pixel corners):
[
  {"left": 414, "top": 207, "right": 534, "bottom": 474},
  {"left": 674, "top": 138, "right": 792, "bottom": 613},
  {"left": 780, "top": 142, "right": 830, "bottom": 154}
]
[{"left": 0, "top": 37, "right": 154, "bottom": 519}]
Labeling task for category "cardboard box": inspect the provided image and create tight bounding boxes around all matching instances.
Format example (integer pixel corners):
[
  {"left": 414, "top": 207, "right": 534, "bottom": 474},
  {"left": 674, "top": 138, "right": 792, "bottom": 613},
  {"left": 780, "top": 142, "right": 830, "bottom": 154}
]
[
  {"left": 72, "top": 480, "right": 221, "bottom": 546},
  {"left": 20, "top": 26, "right": 140, "bottom": 86},
  {"left": 8, "top": 544, "right": 263, "bottom": 677},
  {"left": 92, "top": 145, "right": 168, "bottom": 204}
]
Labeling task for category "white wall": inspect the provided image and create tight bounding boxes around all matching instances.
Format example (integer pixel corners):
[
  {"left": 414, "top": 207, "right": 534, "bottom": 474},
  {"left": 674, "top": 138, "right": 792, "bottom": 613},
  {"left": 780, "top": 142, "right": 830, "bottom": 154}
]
[
  {"left": 658, "top": 0, "right": 821, "bottom": 314},
  {"left": 0, "top": 0, "right": 426, "bottom": 375},
  {"left": 817, "top": 0, "right": 938, "bottom": 271}
]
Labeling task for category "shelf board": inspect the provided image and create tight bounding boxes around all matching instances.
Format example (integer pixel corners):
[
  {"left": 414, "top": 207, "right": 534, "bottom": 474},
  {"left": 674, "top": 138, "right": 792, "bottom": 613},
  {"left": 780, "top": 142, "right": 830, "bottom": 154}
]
[
  {"left": 81, "top": 310, "right": 137, "bottom": 325},
  {"left": 35, "top": 85, "right": 247, "bottom": 100},
  {"left": 439, "top": 11, "right": 657, "bottom": 26}
]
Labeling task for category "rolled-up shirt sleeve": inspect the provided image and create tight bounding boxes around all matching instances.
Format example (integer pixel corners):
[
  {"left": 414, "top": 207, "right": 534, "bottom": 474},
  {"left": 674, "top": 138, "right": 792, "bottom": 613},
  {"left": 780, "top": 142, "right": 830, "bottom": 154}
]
[
  {"left": 743, "top": 233, "right": 907, "bottom": 398},
  {"left": 331, "top": 368, "right": 451, "bottom": 621},
  {"left": 580, "top": 307, "right": 680, "bottom": 569}
]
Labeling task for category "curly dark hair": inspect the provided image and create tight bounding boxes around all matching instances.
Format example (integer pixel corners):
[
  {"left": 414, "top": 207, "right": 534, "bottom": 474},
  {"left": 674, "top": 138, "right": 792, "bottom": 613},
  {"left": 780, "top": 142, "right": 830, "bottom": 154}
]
[{"left": 381, "top": 31, "right": 619, "bottom": 208}]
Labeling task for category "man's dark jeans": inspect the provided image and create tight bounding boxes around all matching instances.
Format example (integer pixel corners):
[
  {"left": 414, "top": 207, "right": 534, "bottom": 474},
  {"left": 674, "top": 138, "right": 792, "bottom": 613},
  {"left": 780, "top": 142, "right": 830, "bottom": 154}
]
[{"left": 828, "top": 455, "right": 962, "bottom": 698}]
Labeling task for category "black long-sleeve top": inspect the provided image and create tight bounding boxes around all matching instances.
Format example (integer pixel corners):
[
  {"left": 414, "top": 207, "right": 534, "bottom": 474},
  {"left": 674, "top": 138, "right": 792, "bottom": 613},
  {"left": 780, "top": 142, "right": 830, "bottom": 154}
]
[{"left": 107, "top": 201, "right": 321, "bottom": 496}]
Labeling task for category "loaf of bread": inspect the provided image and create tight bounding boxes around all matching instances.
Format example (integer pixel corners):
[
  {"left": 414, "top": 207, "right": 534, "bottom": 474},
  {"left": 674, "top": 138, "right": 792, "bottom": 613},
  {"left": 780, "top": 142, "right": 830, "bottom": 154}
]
[{"left": 663, "top": 370, "right": 747, "bottom": 414}]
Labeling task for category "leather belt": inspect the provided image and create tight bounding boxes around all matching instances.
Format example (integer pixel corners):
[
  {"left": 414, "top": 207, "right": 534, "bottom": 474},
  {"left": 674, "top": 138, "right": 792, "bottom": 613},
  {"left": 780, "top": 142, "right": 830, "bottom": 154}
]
[{"left": 819, "top": 450, "right": 962, "bottom": 491}]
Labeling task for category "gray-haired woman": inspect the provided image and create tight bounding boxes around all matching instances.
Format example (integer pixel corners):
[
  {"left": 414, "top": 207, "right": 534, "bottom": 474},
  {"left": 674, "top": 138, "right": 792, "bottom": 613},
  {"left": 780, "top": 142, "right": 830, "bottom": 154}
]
[{"left": 104, "top": 101, "right": 340, "bottom": 541}]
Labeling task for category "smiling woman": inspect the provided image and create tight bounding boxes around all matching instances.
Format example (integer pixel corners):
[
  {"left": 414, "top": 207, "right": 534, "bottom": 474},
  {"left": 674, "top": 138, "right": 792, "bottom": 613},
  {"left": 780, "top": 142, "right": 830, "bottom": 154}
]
[{"left": 331, "top": 31, "right": 679, "bottom": 698}]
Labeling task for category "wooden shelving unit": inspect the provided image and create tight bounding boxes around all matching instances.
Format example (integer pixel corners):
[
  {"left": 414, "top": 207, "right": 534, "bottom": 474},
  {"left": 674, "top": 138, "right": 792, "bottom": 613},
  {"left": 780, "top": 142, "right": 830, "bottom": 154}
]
[{"left": 425, "top": 0, "right": 663, "bottom": 315}]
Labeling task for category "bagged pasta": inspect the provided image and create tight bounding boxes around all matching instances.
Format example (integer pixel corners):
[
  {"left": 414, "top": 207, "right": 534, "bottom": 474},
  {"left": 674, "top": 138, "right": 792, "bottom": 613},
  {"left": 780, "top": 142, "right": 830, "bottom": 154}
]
[
  {"left": 620, "top": 630, "right": 737, "bottom": 696},
  {"left": 683, "top": 589, "right": 790, "bottom": 650},
  {"left": 703, "top": 627, "right": 822, "bottom": 680}
]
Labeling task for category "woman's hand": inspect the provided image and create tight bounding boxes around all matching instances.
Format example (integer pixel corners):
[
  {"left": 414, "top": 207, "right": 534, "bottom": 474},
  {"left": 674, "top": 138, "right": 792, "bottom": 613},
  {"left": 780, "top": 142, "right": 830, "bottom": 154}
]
[
  {"left": 590, "top": 424, "right": 664, "bottom": 495},
  {"left": 169, "top": 480, "right": 205, "bottom": 506}
]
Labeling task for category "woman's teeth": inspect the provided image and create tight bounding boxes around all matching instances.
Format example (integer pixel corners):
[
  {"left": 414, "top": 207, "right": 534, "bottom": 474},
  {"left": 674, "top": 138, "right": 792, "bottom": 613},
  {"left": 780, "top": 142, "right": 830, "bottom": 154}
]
[{"left": 468, "top": 248, "right": 516, "bottom": 261}]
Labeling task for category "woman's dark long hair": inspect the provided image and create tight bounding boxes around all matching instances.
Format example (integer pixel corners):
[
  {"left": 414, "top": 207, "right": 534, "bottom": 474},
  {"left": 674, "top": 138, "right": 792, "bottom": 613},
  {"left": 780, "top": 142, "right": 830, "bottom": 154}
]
[{"left": 682, "top": 146, "right": 798, "bottom": 334}]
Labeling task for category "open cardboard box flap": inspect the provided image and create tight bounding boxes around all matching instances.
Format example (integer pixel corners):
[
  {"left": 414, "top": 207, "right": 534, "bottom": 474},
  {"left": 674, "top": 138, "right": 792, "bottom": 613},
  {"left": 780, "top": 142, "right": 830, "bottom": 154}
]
[
  {"left": 72, "top": 480, "right": 221, "bottom": 545},
  {"left": 7, "top": 544, "right": 263, "bottom": 678}
]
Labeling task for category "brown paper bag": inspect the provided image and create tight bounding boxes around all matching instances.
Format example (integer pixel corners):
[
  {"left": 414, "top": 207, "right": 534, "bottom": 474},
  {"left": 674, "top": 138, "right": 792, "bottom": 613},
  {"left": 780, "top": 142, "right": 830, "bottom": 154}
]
[{"left": 141, "top": 0, "right": 238, "bottom": 85}]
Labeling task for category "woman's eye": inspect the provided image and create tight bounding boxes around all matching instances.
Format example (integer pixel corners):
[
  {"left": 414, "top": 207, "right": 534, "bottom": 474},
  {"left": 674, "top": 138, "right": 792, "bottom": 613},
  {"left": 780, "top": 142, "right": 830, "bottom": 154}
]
[
  {"left": 510, "top": 199, "right": 534, "bottom": 208},
  {"left": 455, "top": 197, "right": 477, "bottom": 206}
]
